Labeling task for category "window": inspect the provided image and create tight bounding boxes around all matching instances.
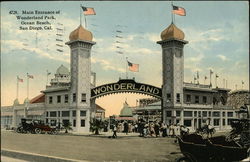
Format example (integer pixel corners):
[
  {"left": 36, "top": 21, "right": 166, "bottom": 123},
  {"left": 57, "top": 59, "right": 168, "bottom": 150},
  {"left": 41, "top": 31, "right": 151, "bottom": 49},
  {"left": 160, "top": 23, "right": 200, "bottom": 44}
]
[
  {"left": 202, "top": 111, "right": 207, "bottom": 117},
  {"left": 227, "top": 112, "right": 233, "bottom": 117},
  {"left": 73, "top": 93, "right": 76, "bottom": 102},
  {"left": 50, "top": 111, "right": 57, "bottom": 117},
  {"left": 184, "top": 120, "right": 192, "bottom": 127},
  {"left": 72, "top": 110, "right": 76, "bottom": 117},
  {"left": 49, "top": 96, "right": 53, "bottom": 104},
  {"left": 176, "top": 111, "right": 181, "bottom": 117},
  {"left": 195, "top": 96, "right": 199, "bottom": 103},
  {"left": 81, "top": 120, "right": 85, "bottom": 127},
  {"left": 209, "top": 112, "right": 211, "bottom": 117},
  {"left": 58, "top": 111, "right": 60, "bottom": 117},
  {"left": 81, "top": 93, "right": 86, "bottom": 102},
  {"left": 80, "top": 111, "right": 86, "bottom": 117},
  {"left": 57, "top": 95, "right": 61, "bottom": 103},
  {"left": 176, "top": 93, "right": 180, "bottom": 103},
  {"left": 65, "top": 94, "right": 68, "bottom": 103},
  {"left": 223, "top": 112, "right": 225, "bottom": 117},
  {"left": 202, "top": 96, "right": 207, "bottom": 104},
  {"left": 213, "top": 111, "right": 220, "bottom": 117},
  {"left": 198, "top": 111, "right": 201, "bottom": 117},
  {"left": 223, "top": 119, "right": 225, "bottom": 126},
  {"left": 186, "top": 94, "right": 191, "bottom": 103},
  {"left": 184, "top": 111, "right": 193, "bottom": 117},
  {"left": 214, "top": 119, "right": 220, "bottom": 126},
  {"left": 73, "top": 120, "right": 76, "bottom": 127},
  {"left": 194, "top": 111, "right": 197, "bottom": 117},
  {"left": 62, "top": 111, "right": 70, "bottom": 117},
  {"left": 167, "top": 93, "right": 171, "bottom": 102},
  {"left": 166, "top": 111, "right": 172, "bottom": 117},
  {"left": 46, "top": 112, "right": 49, "bottom": 117}
]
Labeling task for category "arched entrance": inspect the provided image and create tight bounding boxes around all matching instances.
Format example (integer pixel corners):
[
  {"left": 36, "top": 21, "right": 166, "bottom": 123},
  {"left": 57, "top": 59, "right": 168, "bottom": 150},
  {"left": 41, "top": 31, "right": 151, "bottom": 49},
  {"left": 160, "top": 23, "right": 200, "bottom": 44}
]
[{"left": 91, "top": 79, "right": 162, "bottom": 99}]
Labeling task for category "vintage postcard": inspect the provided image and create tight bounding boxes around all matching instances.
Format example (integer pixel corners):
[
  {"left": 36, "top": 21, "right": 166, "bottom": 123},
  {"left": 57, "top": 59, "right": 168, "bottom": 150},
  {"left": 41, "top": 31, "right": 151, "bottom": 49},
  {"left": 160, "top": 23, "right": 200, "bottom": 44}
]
[{"left": 1, "top": 1, "right": 249, "bottom": 162}]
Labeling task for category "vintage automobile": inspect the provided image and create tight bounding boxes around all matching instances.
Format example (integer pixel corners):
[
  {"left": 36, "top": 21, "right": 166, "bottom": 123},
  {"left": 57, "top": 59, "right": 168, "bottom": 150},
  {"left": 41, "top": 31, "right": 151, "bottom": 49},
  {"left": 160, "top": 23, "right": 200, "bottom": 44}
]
[{"left": 16, "top": 118, "right": 59, "bottom": 134}]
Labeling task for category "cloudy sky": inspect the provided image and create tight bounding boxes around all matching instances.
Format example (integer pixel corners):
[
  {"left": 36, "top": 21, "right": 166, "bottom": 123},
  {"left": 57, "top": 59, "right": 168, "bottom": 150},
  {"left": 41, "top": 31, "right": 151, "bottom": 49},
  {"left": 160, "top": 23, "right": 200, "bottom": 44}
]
[{"left": 1, "top": 1, "right": 249, "bottom": 116}]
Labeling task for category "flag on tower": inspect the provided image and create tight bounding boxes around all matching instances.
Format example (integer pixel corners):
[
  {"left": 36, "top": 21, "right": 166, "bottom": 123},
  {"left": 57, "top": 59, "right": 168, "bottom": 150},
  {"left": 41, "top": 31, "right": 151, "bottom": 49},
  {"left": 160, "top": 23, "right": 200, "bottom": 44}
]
[
  {"left": 172, "top": 5, "right": 186, "bottom": 16},
  {"left": 81, "top": 6, "right": 96, "bottom": 15},
  {"left": 17, "top": 76, "right": 23, "bottom": 82},
  {"left": 127, "top": 61, "right": 139, "bottom": 72},
  {"left": 216, "top": 74, "right": 219, "bottom": 78},
  {"left": 27, "top": 74, "right": 34, "bottom": 79},
  {"left": 205, "top": 76, "right": 208, "bottom": 80}
]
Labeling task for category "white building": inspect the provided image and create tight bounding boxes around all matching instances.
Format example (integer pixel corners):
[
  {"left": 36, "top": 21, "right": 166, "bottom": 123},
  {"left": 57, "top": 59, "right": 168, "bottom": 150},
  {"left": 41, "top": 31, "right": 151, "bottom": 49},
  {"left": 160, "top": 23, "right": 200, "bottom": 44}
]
[{"left": 1, "top": 25, "right": 107, "bottom": 133}]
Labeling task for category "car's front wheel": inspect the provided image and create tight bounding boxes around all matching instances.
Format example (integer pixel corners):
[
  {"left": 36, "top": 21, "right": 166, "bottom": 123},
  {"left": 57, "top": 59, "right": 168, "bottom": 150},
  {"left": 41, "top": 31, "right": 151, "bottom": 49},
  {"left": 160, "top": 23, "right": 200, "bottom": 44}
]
[{"left": 35, "top": 128, "right": 42, "bottom": 134}]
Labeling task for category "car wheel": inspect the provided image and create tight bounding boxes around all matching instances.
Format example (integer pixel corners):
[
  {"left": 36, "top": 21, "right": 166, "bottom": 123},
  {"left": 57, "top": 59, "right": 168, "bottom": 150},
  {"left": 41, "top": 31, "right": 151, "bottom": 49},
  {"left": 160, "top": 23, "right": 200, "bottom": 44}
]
[{"left": 35, "top": 128, "right": 42, "bottom": 134}]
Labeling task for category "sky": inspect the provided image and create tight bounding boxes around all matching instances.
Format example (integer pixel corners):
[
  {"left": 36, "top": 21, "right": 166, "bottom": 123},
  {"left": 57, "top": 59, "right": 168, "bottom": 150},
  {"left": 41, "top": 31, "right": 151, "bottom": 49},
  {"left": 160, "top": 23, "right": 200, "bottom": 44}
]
[{"left": 1, "top": 1, "right": 249, "bottom": 117}]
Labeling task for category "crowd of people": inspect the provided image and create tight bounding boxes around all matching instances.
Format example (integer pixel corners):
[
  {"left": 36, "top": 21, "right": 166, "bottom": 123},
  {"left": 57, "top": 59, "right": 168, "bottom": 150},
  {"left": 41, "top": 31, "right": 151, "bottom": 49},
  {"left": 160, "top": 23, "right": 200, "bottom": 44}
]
[{"left": 111, "top": 120, "right": 189, "bottom": 138}]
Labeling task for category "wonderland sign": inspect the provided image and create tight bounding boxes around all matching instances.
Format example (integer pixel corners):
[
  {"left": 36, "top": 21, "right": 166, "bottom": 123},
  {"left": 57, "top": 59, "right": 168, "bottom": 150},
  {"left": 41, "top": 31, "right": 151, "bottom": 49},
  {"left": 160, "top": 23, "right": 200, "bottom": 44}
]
[{"left": 91, "top": 79, "right": 162, "bottom": 99}]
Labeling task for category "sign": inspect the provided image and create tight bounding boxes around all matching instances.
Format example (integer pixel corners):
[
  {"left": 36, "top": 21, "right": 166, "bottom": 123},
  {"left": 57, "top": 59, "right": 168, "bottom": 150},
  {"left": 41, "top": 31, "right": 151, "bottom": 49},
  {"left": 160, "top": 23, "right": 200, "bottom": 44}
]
[{"left": 91, "top": 79, "right": 162, "bottom": 99}]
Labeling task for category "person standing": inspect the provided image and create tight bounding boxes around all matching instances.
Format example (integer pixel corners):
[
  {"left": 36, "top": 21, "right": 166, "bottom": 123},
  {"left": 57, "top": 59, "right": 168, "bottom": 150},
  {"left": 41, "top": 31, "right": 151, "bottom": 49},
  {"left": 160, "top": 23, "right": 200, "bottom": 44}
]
[
  {"left": 112, "top": 124, "right": 117, "bottom": 138},
  {"left": 154, "top": 122, "right": 160, "bottom": 137},
  {"left": 124, "top": 121, "right": 129, "bottom": 135},
  {"left": 162, "top": 123, "right": 167, "bottom": 137}
]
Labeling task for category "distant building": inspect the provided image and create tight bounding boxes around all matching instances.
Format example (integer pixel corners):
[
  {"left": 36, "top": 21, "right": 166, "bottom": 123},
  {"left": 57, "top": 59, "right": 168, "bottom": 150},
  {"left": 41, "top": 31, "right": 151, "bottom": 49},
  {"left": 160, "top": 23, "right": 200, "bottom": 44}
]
[{"left": 227, "top": 90, "right": 250, "bottom": 109}]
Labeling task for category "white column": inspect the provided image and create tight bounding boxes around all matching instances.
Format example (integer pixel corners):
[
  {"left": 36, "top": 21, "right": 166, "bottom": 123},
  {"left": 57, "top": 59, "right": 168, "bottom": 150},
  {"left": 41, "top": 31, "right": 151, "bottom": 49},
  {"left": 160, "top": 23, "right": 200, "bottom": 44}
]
[
  {"left": 76, "top": 109, "right": 80, "bottom": 132},
  {"left": 12, "top": 109, "right": 17, "bottom": 128}
]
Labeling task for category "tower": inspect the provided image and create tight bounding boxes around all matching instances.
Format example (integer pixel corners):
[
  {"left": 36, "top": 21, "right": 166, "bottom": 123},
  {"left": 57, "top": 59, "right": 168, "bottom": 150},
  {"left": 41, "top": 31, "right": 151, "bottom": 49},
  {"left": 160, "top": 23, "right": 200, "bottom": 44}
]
[
  {"left": 157, "top": 23, "right": 188, "bottom": 123},
  {"left": 66, "top": 25, "right": 95, "bottom": 132}
]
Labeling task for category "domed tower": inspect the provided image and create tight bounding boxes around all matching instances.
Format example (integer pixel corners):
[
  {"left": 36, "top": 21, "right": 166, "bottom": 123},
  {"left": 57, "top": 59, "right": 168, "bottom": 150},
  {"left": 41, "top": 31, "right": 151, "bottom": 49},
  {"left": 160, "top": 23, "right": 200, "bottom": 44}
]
[
  {"left": 50, "top": 65, "right": 70, "bottom": 87},
  {"left": 157, "top": 23, "right": 188, "bottom": 123},
  {"left": 66, "top": 25, "right": 96, "bottom": 133}
]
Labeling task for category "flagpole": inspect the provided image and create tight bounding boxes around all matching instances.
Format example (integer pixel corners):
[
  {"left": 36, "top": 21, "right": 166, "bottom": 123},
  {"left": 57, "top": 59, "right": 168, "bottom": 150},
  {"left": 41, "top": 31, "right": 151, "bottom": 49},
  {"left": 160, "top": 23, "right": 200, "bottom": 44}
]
[
  {"left": 46, "top": 70, "right": 48, "bottom": 86},
  {"left": 80, "top": 4, "right": 82, "bottom": 25},
  {"left": 27, "top": 73, "right": 29, "bottom": 99},
  {"left": 16, "top": 76, "right": 19, "bottom": 100},
  {"left": 85, "top": 16, "right": 87, "bottom": 28},
  {"left": 209, "top": 70, "right": 212, "bottom": 88},
  {"left": 215, "top": 74, "right": 218, "bottom": 88},
  {"left": 171, "top": 1, "right": 173, "bottom": 23},
  {"left": 126, "top": 57, "right": 128, "bottom": 79}
]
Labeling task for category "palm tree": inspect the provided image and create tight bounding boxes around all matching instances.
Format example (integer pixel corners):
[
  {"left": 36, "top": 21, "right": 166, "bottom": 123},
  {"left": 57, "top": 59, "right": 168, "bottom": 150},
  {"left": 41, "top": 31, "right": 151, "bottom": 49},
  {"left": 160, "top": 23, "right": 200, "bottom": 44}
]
[
  {"left": 63, "top": 121, "right": 73, "bottom": 133},
  {"left": 90, "top": 118, "right": 104, "bottom": 135}
]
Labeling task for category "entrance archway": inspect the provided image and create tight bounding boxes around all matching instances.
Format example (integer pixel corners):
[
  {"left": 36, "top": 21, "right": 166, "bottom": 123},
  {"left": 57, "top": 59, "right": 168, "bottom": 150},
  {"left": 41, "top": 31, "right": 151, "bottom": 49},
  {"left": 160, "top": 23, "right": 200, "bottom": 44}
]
[{"left": 91, "top": 79, "right": 162, "bottom": 99}]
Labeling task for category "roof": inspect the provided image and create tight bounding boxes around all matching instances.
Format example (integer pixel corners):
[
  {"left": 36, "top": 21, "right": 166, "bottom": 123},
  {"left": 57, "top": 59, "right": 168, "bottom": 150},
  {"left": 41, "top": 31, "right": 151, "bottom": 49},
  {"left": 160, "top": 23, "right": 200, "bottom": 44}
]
[
  {"left": 69, "top": 25, "right": 93, "bottom": 41},
  {"left": 56, "top": 65, "right": 69, "bottom": 75},
  {"left": 184, "top": 87, "right": 217, "bottom": 93},
  {"left": 161, "top": 23, "right": 185, "bottom": 41},
  {"left": 96, "top": 104, "right": 105, "bottom": 112},
  {"left": 120, "top": 102, "right": 133, "bottom": 117},
  {"left": 30, "top": 94, "right": 45, "bottom": 103},
  {"left": 42, "top": 87, "right": 70, "bottom": 93}
]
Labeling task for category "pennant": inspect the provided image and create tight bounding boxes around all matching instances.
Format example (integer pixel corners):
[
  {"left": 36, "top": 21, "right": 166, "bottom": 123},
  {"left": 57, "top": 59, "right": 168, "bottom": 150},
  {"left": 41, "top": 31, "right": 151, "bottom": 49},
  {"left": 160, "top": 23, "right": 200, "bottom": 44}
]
[
  {"left": 172, "top": 5, "right": 186, "bottom": 16},
  {"left": 127, "top": 61, "right": 139, "bottom": 72},
  {"left": 82, "top": 6, "right": 96, "bottom": 15}
]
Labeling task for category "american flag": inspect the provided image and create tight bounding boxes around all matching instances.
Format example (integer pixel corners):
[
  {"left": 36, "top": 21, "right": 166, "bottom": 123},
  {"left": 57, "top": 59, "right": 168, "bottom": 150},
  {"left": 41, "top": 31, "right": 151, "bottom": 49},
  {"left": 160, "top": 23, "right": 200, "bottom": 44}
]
[
  {"left": 127, "top": 61, "right": 139, "bottom": 72},
  {"left": 82, "top": 6, "right": 96, "bottom": 15},
  {"left": 17, "top": 76, "right": 23, "bottom": 82},
  {"left": 172, "top": 5, "right": 186, "bottom": 16}
]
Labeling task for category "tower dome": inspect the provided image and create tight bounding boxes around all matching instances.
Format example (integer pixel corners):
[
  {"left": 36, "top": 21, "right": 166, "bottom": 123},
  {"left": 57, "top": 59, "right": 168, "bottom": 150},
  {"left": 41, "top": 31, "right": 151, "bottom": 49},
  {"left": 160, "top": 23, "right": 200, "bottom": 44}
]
[
  {"left": 161, "top": 23, "right": 185, "bottom": 41},
  {"left": 56, "top": 65, "right": 69, "bottom": 75},
  {"left": 69, "top": 25, "right": 93, "bottom": 41},
  {"left": 120, "top": 102, "right": 133, "bottom": 117}
]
